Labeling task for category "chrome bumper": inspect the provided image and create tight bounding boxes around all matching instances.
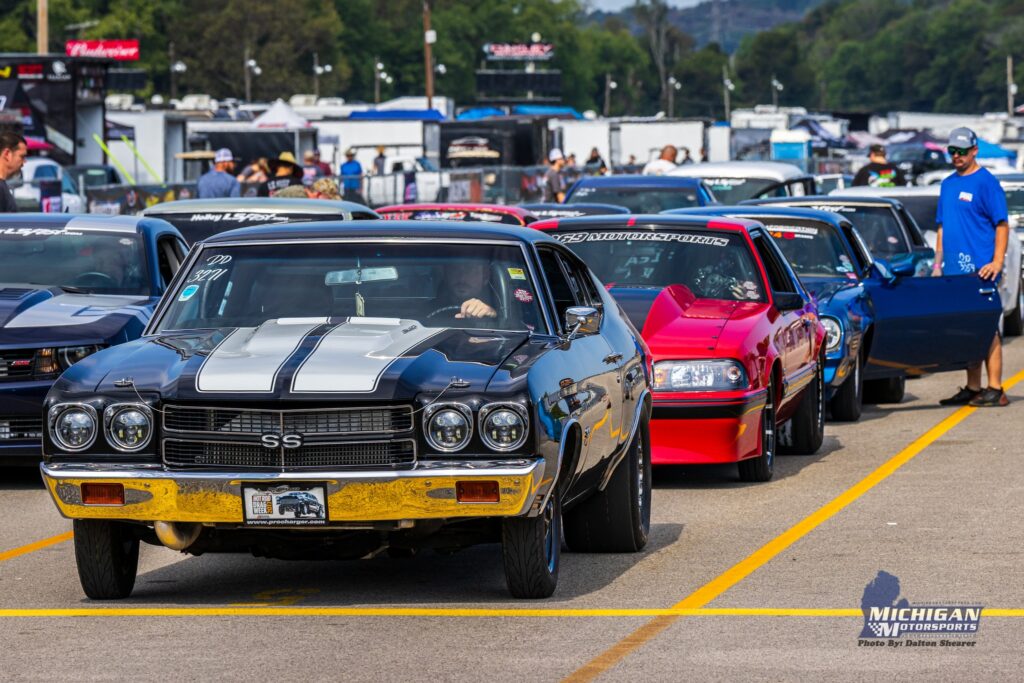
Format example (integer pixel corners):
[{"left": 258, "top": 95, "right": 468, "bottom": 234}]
[{"left": 41, "top": 459, "right": 546, "bottom": 524}]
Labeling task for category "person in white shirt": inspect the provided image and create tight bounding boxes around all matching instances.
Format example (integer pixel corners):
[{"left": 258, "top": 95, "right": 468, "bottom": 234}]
[{"left": 642, "top": 145, "right": 678, "bottom": 175}]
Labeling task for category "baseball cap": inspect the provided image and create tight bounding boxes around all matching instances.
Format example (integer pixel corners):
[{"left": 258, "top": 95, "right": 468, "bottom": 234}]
[
  {"left": 214, "top": 148, "right": 233, "bottom": 163},
  {"left": 869, "top": 143, "right": 886, "bottom": 156},
  {"left": 549, "top": 148, "right": 564, "bottom": 162},
  {"left": 948, "top": 127, "right": 977, "bottom": 148}
]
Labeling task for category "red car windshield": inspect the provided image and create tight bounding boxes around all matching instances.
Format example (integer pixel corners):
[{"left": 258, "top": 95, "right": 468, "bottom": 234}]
[{"left": 553, "top": 229, "right": 765, "bottom": 302}]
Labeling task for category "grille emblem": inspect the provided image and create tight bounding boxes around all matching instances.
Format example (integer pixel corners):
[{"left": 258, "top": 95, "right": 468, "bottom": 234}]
[{"left": 260, "top": 433, "right": 304, "bottom": 449}]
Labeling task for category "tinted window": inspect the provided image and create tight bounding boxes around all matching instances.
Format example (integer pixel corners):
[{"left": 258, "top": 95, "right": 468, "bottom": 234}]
[
  {"left": 538, "top": 248, "right": 578, "bottom": 326},
  {"left": 697, "top": 177, "right": 779, "bottom": 203},
  {"left": 156, "top": 242, "right": 545, "bottom": 333},
  {"left": 1000, "top": 182, "right": 1024, "bottom": 222},
  {"left": 791, "top": 204, "right": 910, "bottom": 258},
  {"left": 566, "top": 185, "right": 701, "bottom": 212},
  {"left": 553, "top": 229, "right": 764, "bottom": 303},
  {"left": 760, "top": 220, "right": 857, "bottom": 279},
  {"left": 752, "top": 235, "right": 795, "bottom": 293}
]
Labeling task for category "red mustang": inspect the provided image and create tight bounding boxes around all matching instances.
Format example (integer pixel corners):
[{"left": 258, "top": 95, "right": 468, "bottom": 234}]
[
  {"left": 533, "top": 214, "right": 825, "bottom": 482},
  {"left": 377, "top": 203, "right": 537, "bottom": 226}
]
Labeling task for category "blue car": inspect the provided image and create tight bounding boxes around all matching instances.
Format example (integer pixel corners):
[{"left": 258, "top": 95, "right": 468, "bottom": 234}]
[
  {"left": 564, "top": 176, "right": 717, "bottom": 213},
  {"left": 519, "top": 202, "right": 630, "bottom": 219},
  {"left": 667, "top": 206, "right": 1002, "bottom": 420},
  {"left": 0, "top": 214, "right": 186, "bottom": 462}
]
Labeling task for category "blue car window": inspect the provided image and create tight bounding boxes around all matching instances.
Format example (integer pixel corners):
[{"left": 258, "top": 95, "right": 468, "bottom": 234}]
[
  {"left": 566, "top": 186, "right": 701, "bottom": 212},
  {"left": 763, "top": 222, "right": 855, "bottom": 279}
]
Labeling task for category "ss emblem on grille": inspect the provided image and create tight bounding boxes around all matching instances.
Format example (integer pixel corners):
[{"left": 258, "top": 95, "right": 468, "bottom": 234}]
[{"left": 261, "top": 432, "right": 303, "bottom": 449}]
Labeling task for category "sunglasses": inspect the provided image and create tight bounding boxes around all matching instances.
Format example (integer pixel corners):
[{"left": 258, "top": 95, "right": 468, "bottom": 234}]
[{"left": 948, "top": 146, "right": 973, "bottom": 157}]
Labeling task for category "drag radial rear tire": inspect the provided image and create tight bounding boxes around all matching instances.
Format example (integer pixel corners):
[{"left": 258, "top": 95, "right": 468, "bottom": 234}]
[
  {"left": 864, "top": 376, "right": 906, "bottom": 404},
  {"left": 502, "top": 493, "right": 561, "bottom": 599},
  {"left": 564, "top": 414, "right": 652, "bottom": 553},
  {"left": 73, "top": 519, "right": 139, "bottom": 600},
  {"left": 829, "top": 354, "right": 862, "bottom": 422},
  {"left": 781, "top": 358, "right": 825, "bottom": 455},
  {"left": 739, "top": 376, "right": 776, "bottom": 482}
]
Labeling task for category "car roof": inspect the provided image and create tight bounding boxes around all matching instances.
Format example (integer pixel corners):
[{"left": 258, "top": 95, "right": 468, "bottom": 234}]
[
  {"left": 669, "top": 161, "right": 809, "bottom": 181},
  {"left": 203, "top": 219, "right": 560, "bottom": 244},
  {"left": 747, "top": 194, "right": 903, "bottom": 209},
  {"left": 833, "top": 185, "right": 940, "bottom": 197},
  {"left": 377, "top": 203, "right": 533, "bottom": 217},
  {"left": 530, "top": 213, "right": 763, "bottom": 234},
  {"left": 0, "top": 213, "right": 157, "bottom": 234},
  {"left": 665, "top": 205, "right": 852, "bottom": 229},
  {"left": 996, "top": 173, "right": 1024, "bottom": 184},
  {"left": 142, "top": 197, "right": 377, "bottom": 217},
  {"left": 520, "top": 202, "right": 630, "bottom": 216},
  {"left": 569, "top": 175, "right": 705, "bottom": 189}
]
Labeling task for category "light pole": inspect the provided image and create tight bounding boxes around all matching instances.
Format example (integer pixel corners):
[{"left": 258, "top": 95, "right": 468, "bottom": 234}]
[
  {"left": 770, "top": 74, "right": 784, "bottom": 108},
  {"left": 313, "top": 52, "right": 332, "bottom": 99},
  {"left": 243, "top": 47, "right": 261, "bottom": 102},
  {"left": 423, "top": 1, "right": 435, "bottom": 111},
  {"left": 667, "top": 76, "right": 681, "bottom": 118},
  {"left": 603, "top": 73, "right": 617, "bottom": 118},
  {"left": 722, "top": 65, "right": 735, "bottom": 122},
  {"left": 170, "top": 59, "right": 187, "bottom": 101}
]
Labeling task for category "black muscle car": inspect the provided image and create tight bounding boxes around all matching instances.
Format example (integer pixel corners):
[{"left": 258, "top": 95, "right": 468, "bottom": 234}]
[{"left": 40, "top": 220, "right": 652, "bottom": 600}]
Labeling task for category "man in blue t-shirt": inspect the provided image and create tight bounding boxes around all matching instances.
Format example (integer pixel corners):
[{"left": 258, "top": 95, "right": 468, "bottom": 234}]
[
  {"left": 339, "top": 147, "right": 365, "bottom": 203},
  {"left": 934, "top": 127, "right": 1010, "bottom": 407}
]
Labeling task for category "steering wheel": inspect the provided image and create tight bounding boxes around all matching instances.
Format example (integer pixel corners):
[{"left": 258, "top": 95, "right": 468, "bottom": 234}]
[
  {"left": 70, "top": 271, "right": 116, "bottom": 288},
  {"left": 426, "top": 305, "right": 463, "bottom": 320}
]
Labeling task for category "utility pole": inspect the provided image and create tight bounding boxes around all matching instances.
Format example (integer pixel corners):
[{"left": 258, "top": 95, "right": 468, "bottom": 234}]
[
  {"left": 1008, "top": 55, "right": 1017, "bottom": 117},
  {"left": 244, "top": 46, "right": 252, "bottom": 102},
  {"left": 37, "top": 0, "right": 48, "bottom": 54},
  {"left": 423, "top": 1, "right": 435, "bottom": 111},
  {"left": 374, "top": 56, "right": 381, "bottom": 105},
  {"left": 313, "top": 51, "right": 320, "bottom": 99},
  {"left": 722, "top": 65, "right": 733, "bottom": 123},
  {"left": 169, "top": 42, "right": 178, "bottom": 100},
  {"left": 603, "top": 72, "right": 616, "bottom": 118}
]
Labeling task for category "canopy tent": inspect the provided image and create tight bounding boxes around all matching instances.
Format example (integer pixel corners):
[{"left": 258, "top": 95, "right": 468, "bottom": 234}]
[
  {"left": 975, "top": 137, "right": 1014, "bottom": 159},
  {"left": 846, "top": 130, "right": 886, "bottom": 150},
  {"left": 347, "top": 109, "right": 444, "bottom": 121},
  {"left": 253, "top": 99, "right": 309, "bottom": 128},
  {"left": 456, "top": 107, "right": 506, "bottom": 121},
  {"left": 790, "top": 117, "right": 851, "bottom": 150}
]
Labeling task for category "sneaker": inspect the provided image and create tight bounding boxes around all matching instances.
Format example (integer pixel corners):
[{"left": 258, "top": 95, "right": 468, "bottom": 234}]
[
  {"left": 939, "top": 387, "right": 981, "bottom": 406},
  {"left": 969, "top": 387, "right": 1009, "bottom": 407}
]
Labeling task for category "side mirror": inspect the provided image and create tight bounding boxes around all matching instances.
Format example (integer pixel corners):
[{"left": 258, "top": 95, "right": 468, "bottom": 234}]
[
  {"left": 773, "top": 292, "right": 804, "bottom": 311},
  {"left": 888, "top": 254, "right": 917, "bottom": 277},
  {"left": 564, "top": 306, "right": 601, "bottom": 338},
  {"left": 872, "top": 258, "right": 897, "bottom": 283}
]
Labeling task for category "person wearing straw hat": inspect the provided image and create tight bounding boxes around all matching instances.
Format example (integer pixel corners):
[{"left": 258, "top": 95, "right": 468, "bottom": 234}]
[
  {"left": 259, "top": 151, "right": 305, "bottom": 197},
  {"left": 197, "top": 148, "right": 240, "bottom": 199}
]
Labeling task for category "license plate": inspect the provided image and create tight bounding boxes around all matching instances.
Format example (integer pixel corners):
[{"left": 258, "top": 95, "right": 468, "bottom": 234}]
[{"left": 242, "top": 484, "right": 328, "bottom": 527}]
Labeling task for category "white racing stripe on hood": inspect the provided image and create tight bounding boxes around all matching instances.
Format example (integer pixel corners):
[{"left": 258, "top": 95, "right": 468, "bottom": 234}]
[
  {"left": 3, "top": 293, "right": 149, "bottom": 328},
  {"left": 291, "top": 318, "right": 446, "bottom": 393},
  {"left": 196, "top": 319, "right": 324, "bottom": 393}
]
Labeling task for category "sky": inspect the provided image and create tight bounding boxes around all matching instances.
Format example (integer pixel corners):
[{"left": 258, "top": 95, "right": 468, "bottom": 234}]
[{"left": 590, "top": 0, "right": 702, "bottom": 10}]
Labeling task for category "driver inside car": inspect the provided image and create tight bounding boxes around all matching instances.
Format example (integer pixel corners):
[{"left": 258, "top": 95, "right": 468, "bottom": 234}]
[{"left": 437, "top": 262, "right": 497, "bottom": 319}]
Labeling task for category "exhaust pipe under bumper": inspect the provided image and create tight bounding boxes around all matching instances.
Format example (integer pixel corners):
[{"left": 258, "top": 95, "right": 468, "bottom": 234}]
[{"left": 154, "top": 521, "right": 202, "bottom": 551}]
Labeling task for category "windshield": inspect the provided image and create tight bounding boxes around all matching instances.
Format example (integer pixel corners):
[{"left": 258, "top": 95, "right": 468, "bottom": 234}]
[
  {"left": 0, "top": 226, "right": 149, "bottom": 295},
  {"left": 1001, "top": 183, "right": 1024, "bottom": 219},
  {"left": 553, "top": 229, "right": 764, "bottom": 302},
  {"left": 565, "top": 185, "right": 701, "bottom": 212},
  {"left": 155, "top": 242, "right": 546, "bottom": 333},
  {"left": 791, "top": 204, "right": 909, "bottom": 258},
  {"left": 761, "top": 220, "right": 856, "bottom": 279},
  {"left": 697, "top": 177, "right": 780, "bottom": 203}
]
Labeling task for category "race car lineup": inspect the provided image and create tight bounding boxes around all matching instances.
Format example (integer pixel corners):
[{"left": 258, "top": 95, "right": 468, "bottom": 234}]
[{"left": 0, "top": 163, "right": 1007, "bottom": 600}]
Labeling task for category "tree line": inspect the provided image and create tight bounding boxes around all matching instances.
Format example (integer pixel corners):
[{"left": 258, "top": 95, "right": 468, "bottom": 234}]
[{"left": 3, "top": 0, "right": 1022, "bottom": 116}]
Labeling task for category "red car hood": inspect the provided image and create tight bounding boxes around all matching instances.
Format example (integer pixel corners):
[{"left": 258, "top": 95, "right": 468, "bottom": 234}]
[{"left": 610, "top": 285, "right": 768, "bottom": 358}]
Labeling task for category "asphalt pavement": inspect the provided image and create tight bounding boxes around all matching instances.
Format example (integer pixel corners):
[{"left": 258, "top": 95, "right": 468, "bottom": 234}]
[{"left": 3, "top": 340, "right": 1024, "bottom": 681}]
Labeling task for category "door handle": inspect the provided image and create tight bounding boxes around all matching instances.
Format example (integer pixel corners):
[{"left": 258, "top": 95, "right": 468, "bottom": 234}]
[
  {"left": 603, "top": 352, "right": 623, "bottom": 364},
  {"left": 979, "top": 287, "right": 996, "bottom": 296}
]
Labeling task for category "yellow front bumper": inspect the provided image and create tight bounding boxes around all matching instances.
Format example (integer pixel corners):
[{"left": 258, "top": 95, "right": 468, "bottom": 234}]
[{"left": 41, "top": 460, "right": 546, "bottom": 524}]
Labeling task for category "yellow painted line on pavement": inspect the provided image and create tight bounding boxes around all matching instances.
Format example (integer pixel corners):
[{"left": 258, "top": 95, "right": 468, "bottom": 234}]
[
  {"left": 0, "top": 531, "right": 73, "bottom": 563},
  {"left": 0, "top": 607, "right": 1019, "bottom": 618},
  {"left": 564, "top": 368, "right": 1024, "bottom": 683}
]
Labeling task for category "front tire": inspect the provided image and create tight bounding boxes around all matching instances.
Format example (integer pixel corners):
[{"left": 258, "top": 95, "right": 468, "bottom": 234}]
[
  {"left": 781, "top": 358, "right": 825, "bottom": 455},
  {"left": 73, "top": 519, "right": 139, "bottom": 600},
  {"left": 502, "top": 493, "right": 561, "bottom": 599},
  {"left": 864, "top": 376, "right": 906, "bottom": 404},
  {"left": 739, "top": 376, "right": 776, "bottom": 482},
  {"left": 563, "top": 414, "right": 652, "bottom": 552},
  {"left": 829, "top": 354, "right": 862, "bottom": 422}
]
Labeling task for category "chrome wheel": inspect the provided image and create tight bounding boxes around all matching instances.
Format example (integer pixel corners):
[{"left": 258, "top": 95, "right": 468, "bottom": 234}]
[{"left": 763, "top": 388, "right": 776, "bottom": 470}]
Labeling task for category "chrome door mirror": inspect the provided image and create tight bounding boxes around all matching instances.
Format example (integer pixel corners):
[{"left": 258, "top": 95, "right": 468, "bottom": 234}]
[{"left": 564, "top": 306, "right": 601, "bottom": 338}]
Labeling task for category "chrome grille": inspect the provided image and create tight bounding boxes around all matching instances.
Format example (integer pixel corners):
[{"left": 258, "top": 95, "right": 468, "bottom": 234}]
[
  {"left": 0, "top": 349, "right": 35, "bottom": 382},
  {"left": 0, "top": 416, "right": 43, "bottom": 440},
  {"left": 163, "top": 438, "right": 415, "bottom": 470},
  {"left": 163, "top": 405, "right": 413, "bottom": 436}
]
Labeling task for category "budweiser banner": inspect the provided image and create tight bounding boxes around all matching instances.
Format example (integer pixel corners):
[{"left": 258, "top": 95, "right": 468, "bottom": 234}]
[{"left": 65, "top": 40, "right": 140, "bottom": 61}]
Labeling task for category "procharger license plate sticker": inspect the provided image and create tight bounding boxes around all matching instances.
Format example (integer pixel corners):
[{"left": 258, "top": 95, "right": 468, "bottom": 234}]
[{"left": 242, "top": 484, "right": 328, "bottom": 526}]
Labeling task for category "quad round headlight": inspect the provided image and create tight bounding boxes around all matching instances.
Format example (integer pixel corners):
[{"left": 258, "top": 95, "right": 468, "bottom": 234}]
[
  {"left": 425, "top": 405, "right": 472, "bottom": 452},
  {"left": 821, "top": 317, "right": 842, "bottom": 353},
  {"left": 480, "top": 404, "right": 529, "bottom": 452},
  {"left": 50, "top": 404, "right": 98, "bottom": 452},
  {"left": 104, "top": 404, "right": 154, "bottom": 452}
]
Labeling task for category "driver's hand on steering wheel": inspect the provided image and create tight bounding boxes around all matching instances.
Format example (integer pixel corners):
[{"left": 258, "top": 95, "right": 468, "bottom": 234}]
[{"left": 456, "top": 298, "right": 497, "bottom": 319}]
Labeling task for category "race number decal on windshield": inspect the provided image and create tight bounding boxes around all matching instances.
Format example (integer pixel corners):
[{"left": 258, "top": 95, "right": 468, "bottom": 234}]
[{"left": 554, "top": 231, "right": 729, "bottom": 247}]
